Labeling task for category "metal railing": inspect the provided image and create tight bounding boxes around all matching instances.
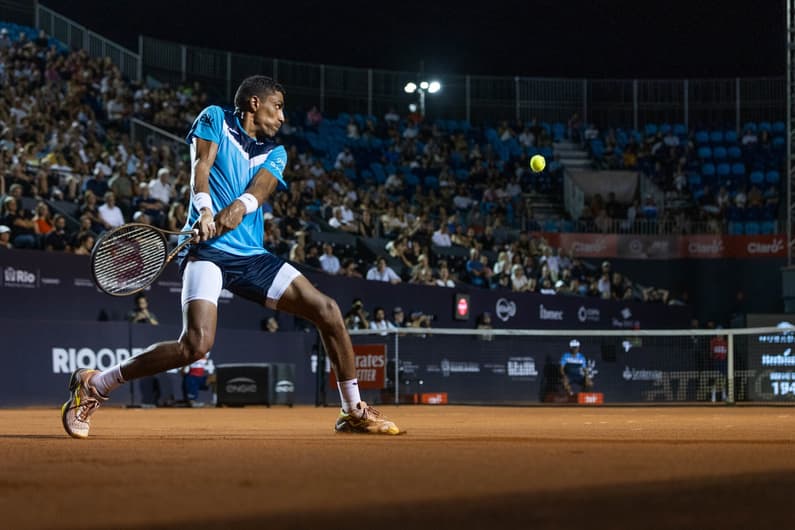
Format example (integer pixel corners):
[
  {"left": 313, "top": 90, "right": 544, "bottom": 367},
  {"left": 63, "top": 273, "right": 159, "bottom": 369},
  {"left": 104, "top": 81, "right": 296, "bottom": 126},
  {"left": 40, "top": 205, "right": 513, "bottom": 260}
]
[
  {"left": 35, "top": 4, "right": 784, "bottom": 127},
  {"left": 36, "top": 4, "right": 140, "bottom": 81}
]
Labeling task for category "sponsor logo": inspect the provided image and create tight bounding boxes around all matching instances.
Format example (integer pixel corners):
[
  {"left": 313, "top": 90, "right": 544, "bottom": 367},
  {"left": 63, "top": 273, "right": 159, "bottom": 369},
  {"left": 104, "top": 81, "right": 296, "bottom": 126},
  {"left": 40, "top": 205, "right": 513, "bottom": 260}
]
[
  {"left": 199, "top": 113, "right": 213, "bottom": 126},
  {"left": 52, "top": 347, "right": 140, "bottom": 374},
  {"left": 3, "top": 266, "right": 38, "bottom": 288},
  {"left": 539, "top": 304, "right": 563, "bottom": 321},
  {"left": 747, "top": 239, "right": 784, "bottom": 255},
  {"left": 687, "top": 239, "right": 724, "bottom": 256},
  {"left": 622, "top": 366, "right": 664, "bottom": 381},
  {"left": 225, "top": 377, "right": 258, "bottom": 394},
  {"left": 762, "top": 349, "right": 795, "bottom": 366},
  {"left": 355, "top": 353, "right": 386, "bottom": 382},
  {"left": 507, "top": 357, "right": 538, "bottom": 377},
  {"left": 439, "top": 358, "right": 480, "bottom": 377},
  {"left": 577, "top": 306, "right": 600, "bottom": 323},
  {"left": 628, "top": 239, "right": 643, "bottom": 254},
  {"left": 73, "top": 278, "right": 95, "bottom": 288},
  {"left": 495, "top": 298, "right": 516, "bottom": 322},
  {"left": 571, "top": 238, "right": 609, "bottom": 254},
  {"left": 612, "top": 307, "right": 639, "bottom": 329},
  {"left": 274, "top": 380, "right": 294, "bottom": 393},
  {"left": 40, "top": 277, "right": 61, "bottom": 286}
]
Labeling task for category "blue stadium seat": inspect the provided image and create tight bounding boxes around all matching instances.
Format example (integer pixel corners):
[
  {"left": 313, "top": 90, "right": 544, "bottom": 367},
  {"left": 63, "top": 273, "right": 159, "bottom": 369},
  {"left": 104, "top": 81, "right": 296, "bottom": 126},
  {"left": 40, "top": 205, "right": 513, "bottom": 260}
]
[
  {"left": 695, "top": 130, "right": 710, "bottom": 144},
  {"left": 761, "top": 221, "right": 777, "bottom": 234},
  {"left": 701, "top": 163, "right": 716, "bottom": 177},
  {"left": 709, "top": 130, "right": 724, "bottom": 144},
  {"left": 758, "top": 121, "right": 772, "bottom": 133},
  {"left": 731, "top": 162, "right": 745, "bottom": 177},
  {"left": 773, "top": 136, "right": 786, "bottom": 150},
  {"left": 673, "top": 123, "right": 687, "bottom": 136},
  {"left": 645, "top": 123, "right": 658, "bottom": 136},
  {"left": 765, "top": 170, "right": 780, "bottom": 185},
  {"left": 712, "top": 146, "right": 727, "bottom": 160},
  {"left": 688, "top": 173, "right": 702, "bottom": 187},
  {"left": 543, "top": 219, "right": 560, "bottom": 232},
  {"left": 724, "top": 130, "right": 738, "bottom": 144},
  {"left": 727, "top": 145, "right": 742, "bottom": 159},
  {"left": 744, "top": 221, "right": 761, "bottom": 235},
  {"left": 697, "top": 146, "right": 712, "bottom": 160},
  {"left": 728, "top": 221, "right": 744, "bottom": 235},
  {"left": 749, "top": 170, "right": 765, "bottom": 185},
  {"left": 743, "top": 122, "right": 758, "bottom": 133},
  {"left": 772, "top": 121, "right": 786, "bottom": 135},
  {"left": 716, "top": 163, "right": 730, "bottom": 177}
]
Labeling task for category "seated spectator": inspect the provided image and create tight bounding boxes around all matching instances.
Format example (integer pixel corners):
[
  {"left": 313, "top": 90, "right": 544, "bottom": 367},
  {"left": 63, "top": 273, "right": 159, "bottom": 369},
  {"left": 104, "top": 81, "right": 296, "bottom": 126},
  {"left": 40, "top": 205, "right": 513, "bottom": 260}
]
[
  {"left": 328, "top": 206, "right": 358, "bottom": 233},
  {"left": 305, "top": 105, "right": 323, "bottom": 129},
  {"left": 44, "top": 214, "right": 70, "bottom": 251},
  {"left": 431, "top": 223, "right": 452, "bottom": 247},
  {"left": 435, "top": 264, "right": 456, "bottom": 288},
  {"left": 32, "top": 201, "right": 54, "bottom": 235},
  {"left": 334, "top": 147, "right": 356, "bottom": 171},
  {"left": 511, "top": 264, "right": 533, "bottom": 292},
  {"left": 466, "top": 248, "right": 486, "bottom": 287},
  {"left": 369, "top": 307, "right": 395, "bottom": 335},
  {"left": 73, "top": 232, "right": 96, "bottom": 256},
  {"left": 319, "top": 243, "right": 341, "bottom": 275},
  {"left": 148, "top": 167, "right": 175, "bottom": 206},
  {"left": 366, "top": 257, "right": 401, "bottom": 284},
  {"left": 0, "top": 225, "right": 11, "bottom": 249},
  {"left": 343, "top": 298, "right": 369, "bottom": 330},
  {"left": 99, "top": 191, "right": 125, "bottom": 229},
  {"left": 1, "top": 196, "right": 37, "bottom": 248},
  {"left": 339, "top": 259, "right": 363, "bottom": 278},
  {"left": 358, "top": 208, "right": 378, "bottom": 238}
]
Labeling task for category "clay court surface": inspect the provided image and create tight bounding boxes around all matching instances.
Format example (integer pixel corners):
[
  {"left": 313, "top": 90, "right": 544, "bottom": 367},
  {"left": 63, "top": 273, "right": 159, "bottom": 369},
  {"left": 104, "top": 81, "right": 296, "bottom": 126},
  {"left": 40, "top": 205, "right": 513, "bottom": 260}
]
[{"left": 2, "top": 406, "right": 795, "bottom": 530}]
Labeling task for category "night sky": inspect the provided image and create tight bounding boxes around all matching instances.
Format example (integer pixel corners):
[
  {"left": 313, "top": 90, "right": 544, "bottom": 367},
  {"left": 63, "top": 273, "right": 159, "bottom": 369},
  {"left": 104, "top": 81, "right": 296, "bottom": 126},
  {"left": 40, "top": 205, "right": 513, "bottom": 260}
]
[{"left": 42, "top": 0, "right": 785, "bottom": 79}]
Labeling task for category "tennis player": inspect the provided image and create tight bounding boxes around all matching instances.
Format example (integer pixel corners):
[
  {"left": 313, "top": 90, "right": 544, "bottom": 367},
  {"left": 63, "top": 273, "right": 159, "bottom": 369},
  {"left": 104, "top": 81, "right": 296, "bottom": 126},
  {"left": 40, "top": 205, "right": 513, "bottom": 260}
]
[{"left": 62, "top": 76, "right": 402, "bottom": 437}]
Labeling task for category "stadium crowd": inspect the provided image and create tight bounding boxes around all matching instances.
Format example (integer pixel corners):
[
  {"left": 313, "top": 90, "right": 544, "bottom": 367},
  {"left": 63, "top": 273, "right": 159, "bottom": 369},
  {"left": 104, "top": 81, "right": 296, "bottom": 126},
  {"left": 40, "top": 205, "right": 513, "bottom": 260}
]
[{"left": 0, "top": 24, "right": 680, "bottom": 307}]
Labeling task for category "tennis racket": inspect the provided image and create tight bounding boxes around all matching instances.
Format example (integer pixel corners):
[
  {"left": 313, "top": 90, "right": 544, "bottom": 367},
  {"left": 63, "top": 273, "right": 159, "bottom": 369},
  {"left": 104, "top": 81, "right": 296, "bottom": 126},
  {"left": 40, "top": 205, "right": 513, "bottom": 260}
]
[{"left": 90, "top": 223, "right": 198, "bottom": 296}]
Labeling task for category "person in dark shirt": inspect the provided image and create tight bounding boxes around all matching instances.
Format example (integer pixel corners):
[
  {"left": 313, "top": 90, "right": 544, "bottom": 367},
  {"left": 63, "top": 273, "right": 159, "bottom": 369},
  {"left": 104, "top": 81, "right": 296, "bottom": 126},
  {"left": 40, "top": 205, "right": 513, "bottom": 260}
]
[{"left": 44, "top": 214, "right": 71, "bottom": 251}]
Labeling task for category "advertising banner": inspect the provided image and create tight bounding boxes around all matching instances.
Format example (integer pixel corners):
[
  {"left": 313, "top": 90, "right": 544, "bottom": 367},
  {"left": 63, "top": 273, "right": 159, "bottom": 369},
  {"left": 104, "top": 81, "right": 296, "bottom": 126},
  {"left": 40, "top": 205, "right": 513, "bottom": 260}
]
[{"left": 328, "top": 344, "right": 386, "bottom": 389}]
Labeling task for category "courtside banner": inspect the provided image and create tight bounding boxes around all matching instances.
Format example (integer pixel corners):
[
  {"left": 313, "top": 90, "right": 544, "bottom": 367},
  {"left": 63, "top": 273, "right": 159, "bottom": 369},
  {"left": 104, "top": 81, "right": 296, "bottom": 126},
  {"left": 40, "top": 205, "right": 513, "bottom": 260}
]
[
  {"left": 544, "top": 233, "right": 787, "bottom": 259},
  {"left": 328, "top": 344, "right": 386, "bottom": 389}
]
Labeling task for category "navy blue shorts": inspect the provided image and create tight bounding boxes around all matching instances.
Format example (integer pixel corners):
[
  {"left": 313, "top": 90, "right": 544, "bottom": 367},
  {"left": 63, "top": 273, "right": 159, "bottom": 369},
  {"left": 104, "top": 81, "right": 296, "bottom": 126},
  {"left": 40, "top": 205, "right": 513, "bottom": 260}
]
[{"left": 179, "top": 244, "right": 296, "bottom": 305}]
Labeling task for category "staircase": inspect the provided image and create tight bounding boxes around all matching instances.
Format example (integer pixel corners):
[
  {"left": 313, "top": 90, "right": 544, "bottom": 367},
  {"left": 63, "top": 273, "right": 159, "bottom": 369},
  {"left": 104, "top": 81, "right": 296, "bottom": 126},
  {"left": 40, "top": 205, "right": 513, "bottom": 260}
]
[{"left": 553, "top": 139, "right": 591, "bottom": 169}]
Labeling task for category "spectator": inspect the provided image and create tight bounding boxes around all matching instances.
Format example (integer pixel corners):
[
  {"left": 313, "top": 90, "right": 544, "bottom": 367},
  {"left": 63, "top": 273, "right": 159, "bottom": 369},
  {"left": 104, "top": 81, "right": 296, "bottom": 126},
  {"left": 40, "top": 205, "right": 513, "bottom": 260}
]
[
  {"left": 263, "top": 317, "right": 280, "bottom": 333},
  {"left": 32, "top": 202, "right": 54, "bottom": 235},
  {"left": 305, "top": 105, "right": 323, "bottom": 129},
  {"left": 127, "top": 293, "right": 159, "bottom": 325},
  {"left": 369, "top": 307, "right": 395, "bottom": 335},
  {"left": 319, "top": 243, "right": 341, "bottom": 275},
  {"left": 511, "top": 264, "right": 532, "bottom": 292},
  {"left": 0, "top": 225, "right": 11, "bottom": 249},
  {"left": 0, "top": 196, "right": 37, "bottom": 248},
  {"left": 366, "top": 257, "right": 401, "bottom": 284},
  {"left": 328, "top": 206, "right": 358, "bottom": 233},
  {"left": 391, "top": 306, "right": 406, "bottom": 328},
  {"left": 476, "top": 312, "right": 494, "bottom": 341},
  {"left": 148, "top": 167, "right": 175, "bottom": 206},
  {"left": 466, "top": 248, "right": 486, "bottom": 287},
  {"left": 431, "top": 223, "right": 452, "bottom": 247},
  {"left": 334, "top": 147, "right": 356, "bottom": 171},
  {"left": 343, "top": 298, "right": 369, "bottom": 330},
  {"left": 339, "top": 259, "right": 363, "bottom": 278},
  {"left": 44, "top": 214, "right": 70, "bottom": 252},
  {"left": 73, "top": 232, "right": 96, "bottom": 256},
  {"left": 98, "top": 191, "right": 125, "bottom": 229}
]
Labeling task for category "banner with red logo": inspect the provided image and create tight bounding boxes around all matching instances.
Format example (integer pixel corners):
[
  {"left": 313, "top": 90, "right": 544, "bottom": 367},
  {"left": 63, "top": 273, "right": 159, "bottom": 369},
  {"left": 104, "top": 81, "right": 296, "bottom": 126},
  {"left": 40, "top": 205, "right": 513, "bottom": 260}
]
[
  {"left": 328, "top": 344, "right": 386, "bottom": 389},
  {"left": 543, "top": 233, "right": 786, "bottom": 259}
]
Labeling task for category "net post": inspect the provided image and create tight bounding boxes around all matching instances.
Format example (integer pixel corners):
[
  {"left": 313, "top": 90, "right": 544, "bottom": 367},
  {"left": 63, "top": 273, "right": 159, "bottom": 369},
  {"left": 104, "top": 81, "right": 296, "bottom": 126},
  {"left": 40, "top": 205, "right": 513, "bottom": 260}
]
[
  {"left": 727, "top": 330, "right": 735, "bottom": 404},
  {"left": 394, "top": 331, "right": 399, "bottom": 405}
]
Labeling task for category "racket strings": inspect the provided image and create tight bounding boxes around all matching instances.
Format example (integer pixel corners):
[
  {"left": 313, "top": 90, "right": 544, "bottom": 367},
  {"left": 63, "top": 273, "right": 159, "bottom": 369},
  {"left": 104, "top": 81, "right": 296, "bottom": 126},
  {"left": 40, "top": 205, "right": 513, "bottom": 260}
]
[{"left": 92, "top": 226, "right": 169, "bottom": 295}]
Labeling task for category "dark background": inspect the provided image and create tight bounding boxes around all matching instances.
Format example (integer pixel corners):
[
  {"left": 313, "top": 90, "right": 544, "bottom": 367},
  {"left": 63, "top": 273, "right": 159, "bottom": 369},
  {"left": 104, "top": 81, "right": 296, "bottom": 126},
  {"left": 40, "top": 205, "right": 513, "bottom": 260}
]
[{"left": 40, "top": 0, "right": 785, "bottom": 79}]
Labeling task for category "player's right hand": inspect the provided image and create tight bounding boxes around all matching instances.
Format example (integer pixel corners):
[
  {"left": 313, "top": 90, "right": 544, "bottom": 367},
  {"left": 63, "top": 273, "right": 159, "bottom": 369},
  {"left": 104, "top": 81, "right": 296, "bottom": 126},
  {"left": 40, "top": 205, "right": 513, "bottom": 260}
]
[{"left": 196, "top": 209, "right": 216, "bottom": 242}]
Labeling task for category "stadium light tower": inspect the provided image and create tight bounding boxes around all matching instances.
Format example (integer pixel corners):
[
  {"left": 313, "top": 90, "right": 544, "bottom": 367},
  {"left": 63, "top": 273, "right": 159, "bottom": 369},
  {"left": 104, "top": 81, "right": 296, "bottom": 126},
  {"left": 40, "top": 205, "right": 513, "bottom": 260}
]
[{"left": 404, "top": 80, "right": 441, "bottom": 116}]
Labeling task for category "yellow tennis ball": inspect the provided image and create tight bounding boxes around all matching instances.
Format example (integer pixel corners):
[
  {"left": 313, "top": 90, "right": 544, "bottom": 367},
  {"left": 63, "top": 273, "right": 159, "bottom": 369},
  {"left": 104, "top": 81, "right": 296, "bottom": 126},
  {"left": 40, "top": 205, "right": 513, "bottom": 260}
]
[{"left": 530, "top": 154, "right": 546, "bottom": 173}]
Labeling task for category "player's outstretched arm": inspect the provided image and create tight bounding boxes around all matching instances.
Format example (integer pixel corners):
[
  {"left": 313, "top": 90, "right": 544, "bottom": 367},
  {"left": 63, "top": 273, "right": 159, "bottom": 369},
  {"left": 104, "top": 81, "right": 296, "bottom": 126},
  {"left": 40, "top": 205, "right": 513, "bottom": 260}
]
[
  {"left": 214, "top": 168, "right": 279, "bottom": 237},
  {"left": 192, "top": 137, "right": 219, "bottom": 242}
]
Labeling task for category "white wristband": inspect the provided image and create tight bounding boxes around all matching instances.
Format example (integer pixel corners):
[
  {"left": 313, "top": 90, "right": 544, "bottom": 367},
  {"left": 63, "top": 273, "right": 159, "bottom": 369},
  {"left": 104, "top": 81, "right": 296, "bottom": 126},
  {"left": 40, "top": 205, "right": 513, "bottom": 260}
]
[
  {"left": 236, "top": 193, "right": 259, "bottom": 214},
  {"left": 194, "top": 192, "right": 213, "bottom": 214}
]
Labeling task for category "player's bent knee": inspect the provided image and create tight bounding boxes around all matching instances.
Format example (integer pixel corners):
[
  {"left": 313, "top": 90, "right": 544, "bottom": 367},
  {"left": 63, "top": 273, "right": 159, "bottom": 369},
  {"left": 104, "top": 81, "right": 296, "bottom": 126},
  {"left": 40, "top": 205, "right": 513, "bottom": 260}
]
[
  {"left": 179, "top": 330, "right": 214, "bottom": 363},
  {"left": 315, "top": 296, "right": 343, "bottom": 329}
]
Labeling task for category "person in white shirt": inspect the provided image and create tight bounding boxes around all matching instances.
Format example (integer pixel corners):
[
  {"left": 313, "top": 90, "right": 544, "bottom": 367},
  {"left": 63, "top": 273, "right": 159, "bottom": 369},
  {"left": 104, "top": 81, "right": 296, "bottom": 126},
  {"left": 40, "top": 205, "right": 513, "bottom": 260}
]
[
  {"left": 366, "top": 257, "right": 401, "bottom": 284},
  {"left": 327, "top": 206, "right": 357, "bottom": 233},
  {"left": 148, "top": 167, "right": 174, "bottom": 205},
  {"left": 369, "top": 307, "right": 396, "bottom": 336},
  {"left": 318, "top": 243, "right": 341, "bottom": 275},
  {"left": 98, "top": 191, "right": 125, "bottom": 228},
  {"left": 334, "top": 147, "right": 355, "bottom": 170},
  {"left": 431, "top": 223, "right": 452, "bottom": 247}
]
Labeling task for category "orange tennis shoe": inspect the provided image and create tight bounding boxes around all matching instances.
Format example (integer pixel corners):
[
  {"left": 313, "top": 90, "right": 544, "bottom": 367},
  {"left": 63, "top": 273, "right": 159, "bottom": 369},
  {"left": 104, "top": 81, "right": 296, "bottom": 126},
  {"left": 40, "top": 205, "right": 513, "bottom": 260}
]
[
  {"left": 334, "top": 401, "right": 404, "bottom": 435},
  {"left": 61, "top": 369, "right": 107, "bottom": 439}
]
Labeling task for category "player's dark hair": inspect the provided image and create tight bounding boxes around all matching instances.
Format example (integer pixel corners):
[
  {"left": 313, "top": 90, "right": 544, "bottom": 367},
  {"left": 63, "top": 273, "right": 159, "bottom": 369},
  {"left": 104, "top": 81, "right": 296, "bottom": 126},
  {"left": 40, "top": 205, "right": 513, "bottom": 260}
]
[{"left": 234, "top": 75, "right": 285, "bottom": 114}]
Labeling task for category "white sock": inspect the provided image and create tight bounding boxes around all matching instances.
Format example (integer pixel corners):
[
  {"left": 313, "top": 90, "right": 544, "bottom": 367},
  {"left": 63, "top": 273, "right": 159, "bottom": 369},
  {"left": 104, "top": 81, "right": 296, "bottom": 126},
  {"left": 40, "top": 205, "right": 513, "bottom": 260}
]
[
  {"left": 91, "top": 365, "right": 125, "bottom": 397},
  {"left": 337, "top": 379, "right": 361, "bottom": 413}
]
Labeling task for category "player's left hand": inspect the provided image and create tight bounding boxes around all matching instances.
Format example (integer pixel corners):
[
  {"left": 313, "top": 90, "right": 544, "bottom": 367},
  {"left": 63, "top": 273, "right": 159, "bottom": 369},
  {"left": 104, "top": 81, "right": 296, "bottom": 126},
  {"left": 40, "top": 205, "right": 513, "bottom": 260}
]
[{"left": 214, "top": 201, "right": 246, "bottom": 237}]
